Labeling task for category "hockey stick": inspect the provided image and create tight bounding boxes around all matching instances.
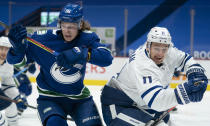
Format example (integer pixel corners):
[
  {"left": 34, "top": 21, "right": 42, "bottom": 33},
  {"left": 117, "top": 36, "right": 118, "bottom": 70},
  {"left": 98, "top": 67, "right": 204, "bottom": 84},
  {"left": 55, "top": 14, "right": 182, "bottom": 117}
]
[
  {"left": 1, "top": 20, "right": 62, "bottom": 71},
  {"left": 13, "top": 62, "right": 35, "bottom": 78},
  {"left": 0, "top": 95, "right": 37, "bottom": 109},
  {"left": 150, "top": 77, "right": 206, "bottom": 126},
  {"left": 0, "top": 20, "right": 59, "bottom": 56},
  {"left": 150, "top": 106, "right": 176, "bottom": 126},
  {"left": 0, "top": 94, "right": 74, "bottom": 121},
  {"left": 25, "top": 37, "right": 59, "bottom": 56}
]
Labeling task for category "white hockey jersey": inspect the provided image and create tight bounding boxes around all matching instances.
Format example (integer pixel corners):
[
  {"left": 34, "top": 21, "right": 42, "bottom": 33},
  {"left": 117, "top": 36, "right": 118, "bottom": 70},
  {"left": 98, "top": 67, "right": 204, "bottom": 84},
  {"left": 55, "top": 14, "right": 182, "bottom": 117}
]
[
  {"left": 0, "top": 61, "right": 19, "bottom": 99},
  {"left": 109, "top": 44, "right": 197, "bottom": 111}
]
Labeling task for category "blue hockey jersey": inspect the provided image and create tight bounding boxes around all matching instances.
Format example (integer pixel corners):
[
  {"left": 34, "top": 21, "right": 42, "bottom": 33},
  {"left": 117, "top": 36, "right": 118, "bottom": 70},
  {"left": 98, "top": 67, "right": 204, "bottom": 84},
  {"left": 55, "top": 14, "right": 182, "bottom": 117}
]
[{"left": 7, "top": 29, "right": 113, "bottom": 100}]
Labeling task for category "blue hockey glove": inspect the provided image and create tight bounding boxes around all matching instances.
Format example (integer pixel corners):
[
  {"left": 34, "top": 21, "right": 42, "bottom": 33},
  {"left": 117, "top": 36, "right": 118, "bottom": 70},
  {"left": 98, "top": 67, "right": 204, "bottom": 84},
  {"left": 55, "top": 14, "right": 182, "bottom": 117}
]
[
  {"left": 14, "top": 96, "right": 28, "bottom": 112},
  {"left": 174, "top": 79, "right": 207, "bottom": 104},
  {"left": 18, "top": 83, "right": 32, "bottom": 96},
  {"left": 173, "top": 70, "right": 180, "bottom": 77},
  {"left": 28, "top": 63, "right": 36, "bottom": 74},
  {"left": 8, "top": 24, "right": 27, "bottom": 54},
  {"left": 186, "top": 64, "right": 208, "bottom": 85},
  {"left": 56, "top": 47, "right": 88, "bottom": 69},
  {"left": 15, "top": 72, "right": 32, "bottom": 96}
]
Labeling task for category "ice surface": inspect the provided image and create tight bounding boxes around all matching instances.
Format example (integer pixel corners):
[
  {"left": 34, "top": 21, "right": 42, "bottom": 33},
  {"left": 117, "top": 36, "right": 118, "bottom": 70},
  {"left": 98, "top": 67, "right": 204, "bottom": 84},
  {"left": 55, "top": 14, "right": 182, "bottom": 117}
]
[{"left": 18, "top": 84, "right": 210, "bottom": 126}]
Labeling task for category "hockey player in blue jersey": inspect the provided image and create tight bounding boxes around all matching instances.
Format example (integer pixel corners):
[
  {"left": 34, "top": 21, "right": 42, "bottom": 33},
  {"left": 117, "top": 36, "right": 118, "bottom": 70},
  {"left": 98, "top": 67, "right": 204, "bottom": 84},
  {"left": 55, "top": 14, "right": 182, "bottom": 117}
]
[
  {"left": 7, "top": 3, "right": 113, "bottom": 126},
  {"left": 101, "top": 27, "right": 208, "bottom": 126}
]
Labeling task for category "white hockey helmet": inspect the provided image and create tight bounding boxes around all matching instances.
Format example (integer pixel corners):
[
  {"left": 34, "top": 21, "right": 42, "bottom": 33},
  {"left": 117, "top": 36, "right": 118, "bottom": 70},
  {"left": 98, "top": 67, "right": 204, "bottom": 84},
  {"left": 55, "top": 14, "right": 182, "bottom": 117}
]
[
  {"left": 0, "top": 36, "right": 11, "bottom": 48},
  {"left": 147, "top": 26, "right": 172, "bottom": 46}
]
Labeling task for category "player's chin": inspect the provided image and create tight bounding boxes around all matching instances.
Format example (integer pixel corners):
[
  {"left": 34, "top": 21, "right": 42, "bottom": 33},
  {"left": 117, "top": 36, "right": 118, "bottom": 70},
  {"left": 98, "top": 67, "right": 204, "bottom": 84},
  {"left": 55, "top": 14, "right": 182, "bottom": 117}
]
[
  {"left": 64, "top": 36, "right": 74, "bottom": 42},
  {"left": 155, "top": 59, "right": 163, "bottom": 65}
]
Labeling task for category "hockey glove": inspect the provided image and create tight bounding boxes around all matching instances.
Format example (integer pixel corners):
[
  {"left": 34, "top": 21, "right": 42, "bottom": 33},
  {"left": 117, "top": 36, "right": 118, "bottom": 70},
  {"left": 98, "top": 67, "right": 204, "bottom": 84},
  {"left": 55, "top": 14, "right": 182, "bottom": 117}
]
[
  {"left": 8, "top": 24, "right": 27, "bottom": 54},
  {"left": 173, "top": 70, "right": 180, "bottom": 77},
  {"left": 186, "top": 64, "right": 208, "bottom": 85},
  {"left": 15, "top": 72, "right": 32, "bottom": 96},
  {"left": 28, "top": 63, "right": 36, "bottom": 74},
  {"left": 174, "top": 79, "right": 207, "bottom": 104},
  {"left": 56, "top": 47, "right": 88, "bottom": 69},
  {"left": 14, "top": 96, "right": 28, "bottom": 112},
  {"left": 18, "top": 82, "right": 32, "bottom": 97}
]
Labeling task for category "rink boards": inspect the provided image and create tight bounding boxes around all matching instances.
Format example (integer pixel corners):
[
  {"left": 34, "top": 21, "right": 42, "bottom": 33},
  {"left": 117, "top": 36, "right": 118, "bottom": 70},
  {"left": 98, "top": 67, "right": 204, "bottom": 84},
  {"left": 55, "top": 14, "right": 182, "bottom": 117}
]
[{"left": 28, "top": 57, "right": 210, "bottom": 90}]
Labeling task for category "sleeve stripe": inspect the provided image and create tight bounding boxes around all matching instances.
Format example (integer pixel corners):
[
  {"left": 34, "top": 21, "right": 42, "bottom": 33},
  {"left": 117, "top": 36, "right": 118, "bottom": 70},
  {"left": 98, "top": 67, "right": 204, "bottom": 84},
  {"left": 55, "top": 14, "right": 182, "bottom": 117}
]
[
  {"left": 97, "top": 46, "right": 111, "bottom": 52},
  {"left": 181, "top": 55, "right": 192, "bottom": 72},
  {"left": 148, "top": 89, "right": 162, "bottom": 108},
  {"left": 2, "top": 86, "right": 16, "bottom": 92},
  {"left": 178, "top": 53, "right": 187, "bottom": 68},
  {"left": 177, "top": 53, "right": 192, "bottom": 72},
  {"left": 141, "top": 85, "right": 163, "bottom": 99}
]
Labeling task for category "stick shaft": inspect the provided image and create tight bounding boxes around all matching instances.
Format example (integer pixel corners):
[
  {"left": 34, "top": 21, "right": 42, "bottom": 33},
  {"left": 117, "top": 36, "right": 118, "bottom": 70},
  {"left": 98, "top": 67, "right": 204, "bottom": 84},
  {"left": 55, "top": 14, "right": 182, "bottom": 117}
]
[
  {"left": 0, "top": 20, "right": 59, "bottom": 56},
  {"left": 26, "top": 37, "right": 59, "bottom": 56},
  {"left": 0, "top": 95, "right": 37, "bottom": 109},
  {"left": 150, "top": 106, "right": 176, "bottom": 126}
]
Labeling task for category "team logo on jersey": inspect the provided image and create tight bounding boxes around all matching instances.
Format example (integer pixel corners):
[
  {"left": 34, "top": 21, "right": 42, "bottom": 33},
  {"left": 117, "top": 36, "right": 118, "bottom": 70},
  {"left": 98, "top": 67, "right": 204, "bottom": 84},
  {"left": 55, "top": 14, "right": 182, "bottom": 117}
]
[
  {"left": 64, "top": 9, "right": 71, "bottom": 14},
  {"left": 73, "top": 47, "right": 81, "bottom": 53},
  {"left": 50, "top": 63, "right": 82, "bottom": 84}
]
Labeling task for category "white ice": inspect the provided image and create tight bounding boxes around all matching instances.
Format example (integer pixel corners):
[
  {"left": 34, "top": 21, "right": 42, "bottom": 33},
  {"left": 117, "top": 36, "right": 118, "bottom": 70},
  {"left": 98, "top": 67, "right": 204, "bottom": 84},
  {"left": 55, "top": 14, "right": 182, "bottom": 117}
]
[{"left": 17, "top": 84, "right": 210, "bottom": 126}]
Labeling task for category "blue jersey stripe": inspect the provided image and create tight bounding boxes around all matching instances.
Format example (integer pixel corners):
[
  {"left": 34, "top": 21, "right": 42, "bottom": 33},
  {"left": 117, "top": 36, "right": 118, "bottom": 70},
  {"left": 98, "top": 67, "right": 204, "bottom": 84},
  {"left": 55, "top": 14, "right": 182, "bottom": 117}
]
[
  {"left": 148, "top": 89, "right": 162, "bottom": 108},
  {"left": 181, "top": 55, "right": 192, "bottom": 72},
  {"left": 178, "top": 53, "right": 187, "bottom": 68},
  {"left": 141, "top": 85, "right": 163, "bottom": 99}
]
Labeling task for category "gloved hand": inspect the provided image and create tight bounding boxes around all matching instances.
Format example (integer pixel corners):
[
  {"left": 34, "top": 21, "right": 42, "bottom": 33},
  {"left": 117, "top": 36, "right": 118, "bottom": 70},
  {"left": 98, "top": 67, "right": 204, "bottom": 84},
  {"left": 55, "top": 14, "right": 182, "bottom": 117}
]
[
  {"left": 14, "top": 96, "right": 28, "bottom": 112},
  {"left": 28, "top": 63, "right": 36, "bottom": 74},
  {"left": 174, "top": 79, "right": 207, "bottom": 104},
  {"left": 8, "top": 24, "right": 27, "bottom": 54},
  {"left": 18, "top": 83, "right": 32, "bottom": 96},
  {"left": 15, "top": 72, "right": 32, "bottom": 96},
  {"left": 56, "top": 47, "right": 88, "bottom": 69},
  {"left": 186, "top": 64, "right": 208, "bottom": 85},
  {"left": 173, "top": 70, "right": 180, "bottom": 77}
]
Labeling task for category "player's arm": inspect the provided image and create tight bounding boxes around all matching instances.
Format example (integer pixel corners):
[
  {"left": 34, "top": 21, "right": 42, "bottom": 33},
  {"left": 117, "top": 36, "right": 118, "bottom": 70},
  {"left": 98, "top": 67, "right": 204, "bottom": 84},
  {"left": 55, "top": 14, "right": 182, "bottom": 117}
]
[
  {"left": 136, "top": 69, "right": 207, "bottom": 111},
  {"left": 56, "top": 32, "right": 113, "bottom": 69},
  {"left": 7, "top": 25, "right": 27, "bottom": 64},
  {"left": 169, "top": 47, "right": 208, "bottom": 92},
  {"left": 1, "top": 76, "right": 28, "bottom": 112},
  {"left": 85, "top": 32, "right": 113, "bottom": 67}
]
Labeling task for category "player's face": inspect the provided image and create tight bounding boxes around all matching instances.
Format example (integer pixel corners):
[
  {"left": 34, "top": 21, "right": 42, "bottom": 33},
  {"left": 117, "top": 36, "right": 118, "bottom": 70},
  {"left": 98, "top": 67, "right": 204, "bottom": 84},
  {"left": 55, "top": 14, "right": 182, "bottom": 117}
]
[
  {"left": 61, "top": 22, "right": 79, "bottom": 42},
  {"left": 150, "top": 43, "right": 169, "bottom": 65},
  {"left": 0, "top": 46, "right": 9, "bottom": 61}
]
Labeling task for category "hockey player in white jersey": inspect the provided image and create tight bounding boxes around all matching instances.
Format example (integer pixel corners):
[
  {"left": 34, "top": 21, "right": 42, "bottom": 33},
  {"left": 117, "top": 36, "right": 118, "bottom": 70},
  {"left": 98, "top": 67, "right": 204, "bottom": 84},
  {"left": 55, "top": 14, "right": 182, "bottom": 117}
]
[
  {"left": 0, "top": 36, "right": 27, "bottom": 126},
  {"left": 101, "top": 27, "right": 208, "bottom": 126}
]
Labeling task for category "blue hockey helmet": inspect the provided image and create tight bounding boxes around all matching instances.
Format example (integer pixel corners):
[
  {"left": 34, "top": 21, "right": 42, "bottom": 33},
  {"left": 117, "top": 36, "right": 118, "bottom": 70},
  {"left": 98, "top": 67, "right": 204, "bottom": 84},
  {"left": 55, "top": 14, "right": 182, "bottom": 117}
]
[{"left": 58, "top": 4, "right": 83, "bottom": 24}]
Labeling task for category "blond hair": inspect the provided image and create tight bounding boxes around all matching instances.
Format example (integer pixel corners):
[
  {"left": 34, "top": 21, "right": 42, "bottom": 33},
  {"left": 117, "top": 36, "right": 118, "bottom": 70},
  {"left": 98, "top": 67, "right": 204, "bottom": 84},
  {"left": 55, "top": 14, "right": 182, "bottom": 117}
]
[{"left": 80, "top": 20, "right": 91, "bottom": 31}]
